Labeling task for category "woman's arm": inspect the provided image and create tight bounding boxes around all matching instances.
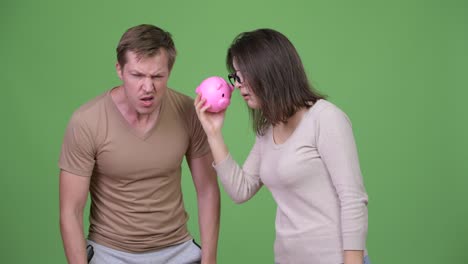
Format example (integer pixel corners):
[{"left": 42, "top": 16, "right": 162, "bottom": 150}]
[
  {"left": 194, "top": 95, "right": 263, "bottom": 203},
  {"left": 316, "top": 105, "right": 369, "bottom": 263}
]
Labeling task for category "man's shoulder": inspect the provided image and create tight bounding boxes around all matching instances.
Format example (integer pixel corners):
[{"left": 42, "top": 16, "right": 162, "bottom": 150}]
[
  {"left": 165, "top": 88, "right": 195, "bottom": 113},
  {"left": 166, "top": 88, "right": 193, "bottom": 103},
  {"left": 69, "top": 90, "right": 109, "bottom": 126},
  {"left": 76, "top": 91, "right": 108, "bottom": 113}
]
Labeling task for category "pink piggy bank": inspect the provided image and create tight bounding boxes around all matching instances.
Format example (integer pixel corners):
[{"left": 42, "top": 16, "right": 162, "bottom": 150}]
[{"left": 195, "top": 76, "right": 234, "bottom": 113}]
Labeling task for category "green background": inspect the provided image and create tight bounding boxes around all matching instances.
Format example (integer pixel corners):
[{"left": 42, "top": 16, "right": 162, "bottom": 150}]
[{"left": 1, "top": 0, "right": 467, "bottom": 263}]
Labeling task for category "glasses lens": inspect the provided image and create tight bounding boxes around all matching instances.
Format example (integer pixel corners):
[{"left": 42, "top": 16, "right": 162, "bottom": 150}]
[
  {"left": 228, "top": 73, "right": 235, "bottom": 85},
  {"left": 235, "top": 73, "right": 241, "bottom": 83},
  {"left": 228, "top": 72, "right": 242, "bottom": 85}
]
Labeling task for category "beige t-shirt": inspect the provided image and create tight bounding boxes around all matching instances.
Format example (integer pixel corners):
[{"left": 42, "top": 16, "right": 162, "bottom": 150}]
[
  {"left": 214, "top": 99, "right": 368, "bottom": 263},
  {"left": 59, "top": 88, "right": 210, "bottom": 253}
]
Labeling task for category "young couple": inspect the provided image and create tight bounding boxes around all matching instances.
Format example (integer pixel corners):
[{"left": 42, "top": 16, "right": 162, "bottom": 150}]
[{"left": 59, "top": 24, "right": 370, "bottom": 264}]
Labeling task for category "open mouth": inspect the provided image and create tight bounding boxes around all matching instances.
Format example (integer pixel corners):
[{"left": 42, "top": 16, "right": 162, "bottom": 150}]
[
  {"left": 140, "top": 96, "right": 154, "bottom": 106},
  {"left": 141, "top": 96, "right": 154, "bottom": 101}
]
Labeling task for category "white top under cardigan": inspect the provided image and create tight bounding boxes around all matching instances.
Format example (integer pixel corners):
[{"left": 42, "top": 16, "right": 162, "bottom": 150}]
[{"left": 214, "top": 99, "right": 369, "bottom": 264}]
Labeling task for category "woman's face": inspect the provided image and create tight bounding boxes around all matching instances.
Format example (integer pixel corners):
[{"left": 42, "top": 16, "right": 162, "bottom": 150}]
[{"left": 232, "top": 59, "right": 261, "bottom": 109}]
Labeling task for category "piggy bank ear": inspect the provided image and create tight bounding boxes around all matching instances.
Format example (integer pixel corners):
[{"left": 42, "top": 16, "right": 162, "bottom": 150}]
[
  {"left": 195, "top": 85, "right": 201, "bottom": 94},
  {"left": 229, "top": 84, "right": 234, "bottom": 91}
]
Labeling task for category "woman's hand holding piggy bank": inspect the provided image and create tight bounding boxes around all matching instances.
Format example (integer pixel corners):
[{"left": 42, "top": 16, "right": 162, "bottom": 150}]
[{"left": 195, "top": 76, "right": 234, "bottom": 113}]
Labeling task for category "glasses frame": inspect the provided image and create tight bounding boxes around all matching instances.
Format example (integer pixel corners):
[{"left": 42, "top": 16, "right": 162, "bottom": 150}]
[{"left": 228, "top": 71, "right": 242, "bottom": 86}]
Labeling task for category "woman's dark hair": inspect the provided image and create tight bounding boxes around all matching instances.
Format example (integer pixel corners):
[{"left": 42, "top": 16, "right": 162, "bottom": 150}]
[{"left": 227, "top": 28, "right": 325, "bottom": 135}]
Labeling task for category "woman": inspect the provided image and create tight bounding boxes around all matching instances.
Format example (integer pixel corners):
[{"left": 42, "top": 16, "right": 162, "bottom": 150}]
[{"left": 195, "top": 29, "right": 370, "bottom": 264}]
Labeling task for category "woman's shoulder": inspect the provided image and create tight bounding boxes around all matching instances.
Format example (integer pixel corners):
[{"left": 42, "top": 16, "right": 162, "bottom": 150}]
[
  {"left": 308, "top": 99, "right": 349, "bottom": 120},
  {"left": 307, "top": 99, "right": 352, "bottom": 130}
]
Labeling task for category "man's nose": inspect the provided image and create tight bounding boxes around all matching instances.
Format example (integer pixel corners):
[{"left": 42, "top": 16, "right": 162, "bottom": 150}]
[{"left": 142, "top": 77, "right": 155, "bottom": 92}]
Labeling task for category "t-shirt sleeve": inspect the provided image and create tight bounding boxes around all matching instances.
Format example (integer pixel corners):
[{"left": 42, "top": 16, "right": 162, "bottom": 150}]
[
  {"left": 185, "top": 102, "right": 210, "bottom": 159},
  {"left": 58, "top": 112, "right": 96, "bottom": 177},
  {"left": 316, "top": 105, "right": 369, "bottom": 250}
]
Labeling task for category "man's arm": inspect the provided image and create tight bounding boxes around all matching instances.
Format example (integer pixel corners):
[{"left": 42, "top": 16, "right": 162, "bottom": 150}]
[
  {"left": 59, "top": 170, "right": 90, "bottom": 264},
  {"left": 187, "top": 152, "right": 220, "bottom": 264}
]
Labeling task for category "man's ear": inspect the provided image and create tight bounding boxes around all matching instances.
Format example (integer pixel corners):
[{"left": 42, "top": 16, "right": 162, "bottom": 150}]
[{"left": 116, "top": 62, "right": 123, "bottom": 80}]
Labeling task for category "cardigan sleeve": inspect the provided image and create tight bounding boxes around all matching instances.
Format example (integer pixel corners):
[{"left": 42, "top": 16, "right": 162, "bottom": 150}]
[
  {"left": 316, "top": 105, "right": 369, "bottom": 250},
  {"left": 213, "top": 137, "right": 263, "bottom": 204}
]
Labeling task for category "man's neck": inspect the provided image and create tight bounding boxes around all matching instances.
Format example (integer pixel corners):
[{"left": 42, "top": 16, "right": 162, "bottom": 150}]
[{"left": 111, "top": 86, "right": 162, "bottom": 134}]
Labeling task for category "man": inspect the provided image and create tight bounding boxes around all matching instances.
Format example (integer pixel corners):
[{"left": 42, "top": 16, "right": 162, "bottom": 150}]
[{"left": 59, "top": 24, "right": 220, "bottom": 264}]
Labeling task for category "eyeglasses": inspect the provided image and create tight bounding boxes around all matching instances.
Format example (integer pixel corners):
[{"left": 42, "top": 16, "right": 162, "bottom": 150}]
[{"left": 228, "top": 72, "right": 243, "bottom": 86}]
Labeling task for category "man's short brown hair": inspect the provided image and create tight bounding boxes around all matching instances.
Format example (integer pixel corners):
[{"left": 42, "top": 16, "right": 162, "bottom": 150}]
[{"left": 116, "top": 24, "right": 177, "bottom": 70}]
